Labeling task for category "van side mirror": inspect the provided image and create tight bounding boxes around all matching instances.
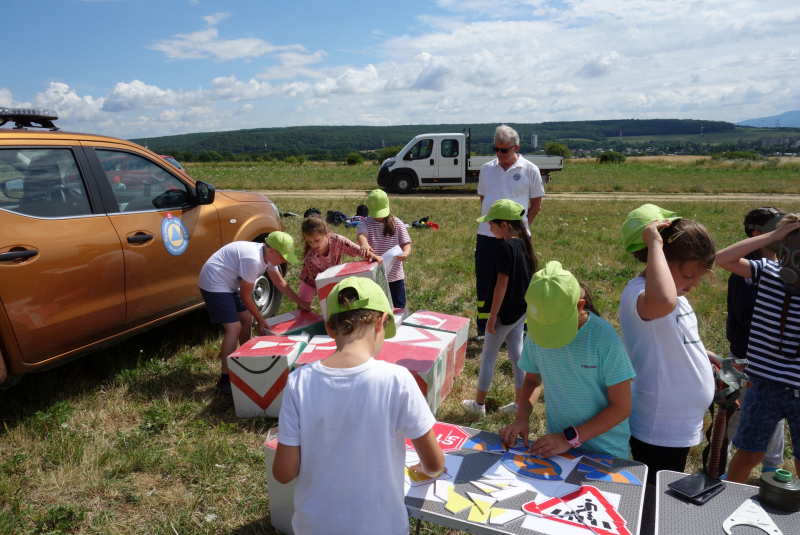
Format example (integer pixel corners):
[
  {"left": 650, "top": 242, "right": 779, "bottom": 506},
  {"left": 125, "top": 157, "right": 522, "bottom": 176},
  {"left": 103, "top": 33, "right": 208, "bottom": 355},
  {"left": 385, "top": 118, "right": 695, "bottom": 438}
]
[
  {"left": 195, "top": 181, "right": 215, "bottom": 205},
  {"left": 0, "top": 178, "right": 24, "bottom": 200}
]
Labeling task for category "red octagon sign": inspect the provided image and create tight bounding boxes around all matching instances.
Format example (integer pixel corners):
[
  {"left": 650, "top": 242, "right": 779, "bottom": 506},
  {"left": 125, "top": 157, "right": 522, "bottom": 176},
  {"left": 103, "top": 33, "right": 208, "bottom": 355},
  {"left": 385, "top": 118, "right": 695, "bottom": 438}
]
[{"left": 406, "top": 422, "right": 471, "bottom": 452}]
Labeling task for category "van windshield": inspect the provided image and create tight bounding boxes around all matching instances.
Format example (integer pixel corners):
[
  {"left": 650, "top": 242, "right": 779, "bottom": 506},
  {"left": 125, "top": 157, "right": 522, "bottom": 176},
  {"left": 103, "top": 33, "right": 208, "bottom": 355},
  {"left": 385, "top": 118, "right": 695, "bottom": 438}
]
[{"left": 399, "top": 137, "right": 419, "bottom": 157}]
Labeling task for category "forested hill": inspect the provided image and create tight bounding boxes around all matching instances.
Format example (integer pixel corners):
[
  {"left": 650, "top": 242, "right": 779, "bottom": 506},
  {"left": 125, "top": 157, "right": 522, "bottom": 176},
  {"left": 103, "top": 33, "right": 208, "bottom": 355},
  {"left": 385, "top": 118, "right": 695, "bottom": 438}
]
[{"left": 131, "top": 119, "right": 734, "bottom": 155}]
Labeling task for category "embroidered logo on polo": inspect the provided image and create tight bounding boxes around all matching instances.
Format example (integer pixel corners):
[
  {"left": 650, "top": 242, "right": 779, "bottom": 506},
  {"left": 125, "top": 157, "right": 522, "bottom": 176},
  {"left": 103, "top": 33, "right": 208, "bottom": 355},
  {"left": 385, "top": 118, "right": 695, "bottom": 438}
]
[{"left": 513, "top": 173, "right": 522, "bottom": 181}]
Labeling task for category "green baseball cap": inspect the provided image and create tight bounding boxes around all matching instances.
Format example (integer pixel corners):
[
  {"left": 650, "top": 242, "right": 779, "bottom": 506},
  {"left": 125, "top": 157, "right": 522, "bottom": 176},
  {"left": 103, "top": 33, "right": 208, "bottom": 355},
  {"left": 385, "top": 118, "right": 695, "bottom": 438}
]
[
  {"left": 526, "top": 261, "right": 580, "bottom": 349},
  {"left": 326, "top": 276, "right": 396, "bottom": 338},
  {"left": 265, "top": 231, "right": 299, "bottom": 263},
  {"left": 476, "top": 199, "right": 525, "bottom": 222},
  {"left": 621, "top": 204, "right": 681, "bottom": 253},
  {"left": 367, "top": 189, "right": 391, "bottom": 218}
]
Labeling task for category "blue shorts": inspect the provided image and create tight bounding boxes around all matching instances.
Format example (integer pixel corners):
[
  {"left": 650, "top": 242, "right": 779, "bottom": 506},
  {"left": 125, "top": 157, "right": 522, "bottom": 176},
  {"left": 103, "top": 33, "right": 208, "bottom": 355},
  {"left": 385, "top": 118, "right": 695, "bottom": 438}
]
[
  {"left": 732, "top": 378, "right": 799, "bottom": 458},
  {"left": 200, "top": 288, "right": 247, "bottom": 324}
]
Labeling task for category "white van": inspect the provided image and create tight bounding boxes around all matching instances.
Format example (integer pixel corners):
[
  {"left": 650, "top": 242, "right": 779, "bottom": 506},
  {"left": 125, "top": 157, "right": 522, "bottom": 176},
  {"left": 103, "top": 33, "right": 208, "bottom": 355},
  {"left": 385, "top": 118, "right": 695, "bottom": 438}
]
[{"left": 377, "top": 132, "right": 563, "bottom": 193}]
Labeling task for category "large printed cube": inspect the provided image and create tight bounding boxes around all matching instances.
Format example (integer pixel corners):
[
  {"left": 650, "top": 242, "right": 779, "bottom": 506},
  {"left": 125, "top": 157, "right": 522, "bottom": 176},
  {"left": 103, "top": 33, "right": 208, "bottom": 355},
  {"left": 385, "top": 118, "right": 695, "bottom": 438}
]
[
  {"left": 227, "top": 335, "right": 308, "bottom": 418},
  {"left": 315, "top": 261, "right": 393, "bottom": 320},
  {"left": 403, "top": 311, "right": 470, "bottom": 380},
  {"left": 263, "top": 429, "right": 296, "bottom": 534},
  {"left": 294, "top": 335, "right": 337, "bottom": 367},
  {"left": 263, "top": 309, "right": 326, "bottom": 337},
  {"left": 376, "top": 325, "right": 455, "bottom": 415}
]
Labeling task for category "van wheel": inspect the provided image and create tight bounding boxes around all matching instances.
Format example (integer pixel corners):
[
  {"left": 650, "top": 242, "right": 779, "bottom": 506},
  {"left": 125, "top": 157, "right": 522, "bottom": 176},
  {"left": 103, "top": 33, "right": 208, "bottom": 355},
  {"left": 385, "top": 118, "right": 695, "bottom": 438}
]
[
  {"left": 252, "top": 235, "right": 284, "bottom": 319},
  {"left": 393, "top": 175, "right": 414, "bottom": 194}
]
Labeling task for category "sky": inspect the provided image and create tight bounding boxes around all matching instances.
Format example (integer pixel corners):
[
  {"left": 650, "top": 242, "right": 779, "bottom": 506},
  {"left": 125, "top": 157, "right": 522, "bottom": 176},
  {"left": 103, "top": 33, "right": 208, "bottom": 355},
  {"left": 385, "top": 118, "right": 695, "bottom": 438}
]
[{"left": 2, "top": 0, "right": 798, "bottom": 139}]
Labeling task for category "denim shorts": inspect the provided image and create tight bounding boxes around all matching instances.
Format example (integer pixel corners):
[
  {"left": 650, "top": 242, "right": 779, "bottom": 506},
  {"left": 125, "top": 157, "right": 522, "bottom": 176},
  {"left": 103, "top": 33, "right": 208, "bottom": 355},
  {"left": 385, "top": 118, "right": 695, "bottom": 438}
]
[
  {"left": 200, "top": 288, "right": 247, "bottom": 324},
  {"left": 732, "top": 378, "right": 799, "bottom": 457}
]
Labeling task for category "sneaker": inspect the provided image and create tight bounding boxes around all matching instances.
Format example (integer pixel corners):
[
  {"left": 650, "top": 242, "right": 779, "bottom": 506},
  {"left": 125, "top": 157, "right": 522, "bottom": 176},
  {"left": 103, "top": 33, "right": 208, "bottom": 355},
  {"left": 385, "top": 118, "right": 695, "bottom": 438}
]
[
  {"left": 499, "top": 402, "right": 518, "bottom": 414},
  {"left": 461, "top": 400, "right": 486, "bottom": 417},
  {"left": 472, "top": 333, "right": 485, "bottom": 343},
  {"left": 215, "top": 380, "right": 232, "bottom": 395}
]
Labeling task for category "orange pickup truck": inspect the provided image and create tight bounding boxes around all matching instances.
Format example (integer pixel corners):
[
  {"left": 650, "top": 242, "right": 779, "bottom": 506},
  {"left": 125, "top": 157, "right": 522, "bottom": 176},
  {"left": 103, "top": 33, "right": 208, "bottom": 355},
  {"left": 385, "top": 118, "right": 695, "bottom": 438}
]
[{"left": 0, "top": 108, "right": 285, "bottom": 386}]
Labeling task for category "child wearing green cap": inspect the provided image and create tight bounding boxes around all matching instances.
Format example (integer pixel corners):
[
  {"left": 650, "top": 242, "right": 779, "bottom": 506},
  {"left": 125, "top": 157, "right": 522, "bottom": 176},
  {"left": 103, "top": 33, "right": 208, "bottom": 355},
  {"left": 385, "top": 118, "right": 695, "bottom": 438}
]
[
  {"left": 357, "top": 189, "right": 411, "bottom": 308},
  {"left": 499, "top": 262, "right": 635, "bottom": 460},
  {"left": 462, "top": 199, "right": 538, "bottom": 416},
  {"left": 618, "top": 205, "right": 717, "bottom": 485},
  {"left": 198, "top": 233, "right": 310, "bottom": 394},
  {"left": 273, "top": 277, "right": 444, "bottom": 535}
]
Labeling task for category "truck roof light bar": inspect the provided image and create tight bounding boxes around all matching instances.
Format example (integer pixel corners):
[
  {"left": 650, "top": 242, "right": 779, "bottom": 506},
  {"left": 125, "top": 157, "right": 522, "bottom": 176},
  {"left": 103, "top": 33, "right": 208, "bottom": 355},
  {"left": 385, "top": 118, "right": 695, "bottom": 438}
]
[{"left": 0, "top": 108, "right": 60, "bottom": 130}]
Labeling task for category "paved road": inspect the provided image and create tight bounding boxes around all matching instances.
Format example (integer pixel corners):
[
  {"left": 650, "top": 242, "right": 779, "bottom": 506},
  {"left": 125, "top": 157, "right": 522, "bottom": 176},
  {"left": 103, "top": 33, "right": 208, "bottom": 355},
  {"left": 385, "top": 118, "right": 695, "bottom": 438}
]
[{"left": 256, "top": 189, "right": 800, "bottom": 202}]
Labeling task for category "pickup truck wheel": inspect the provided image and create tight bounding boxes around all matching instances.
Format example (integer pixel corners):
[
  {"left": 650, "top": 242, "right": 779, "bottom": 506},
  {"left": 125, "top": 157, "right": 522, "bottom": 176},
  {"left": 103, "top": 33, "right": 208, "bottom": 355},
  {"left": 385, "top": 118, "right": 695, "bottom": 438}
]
[
  {"left": 393, "top": 175, "right": 414, "bottom": 194},
  {"left": 252, "top": 235, "right": 284, "bottom": 319}
]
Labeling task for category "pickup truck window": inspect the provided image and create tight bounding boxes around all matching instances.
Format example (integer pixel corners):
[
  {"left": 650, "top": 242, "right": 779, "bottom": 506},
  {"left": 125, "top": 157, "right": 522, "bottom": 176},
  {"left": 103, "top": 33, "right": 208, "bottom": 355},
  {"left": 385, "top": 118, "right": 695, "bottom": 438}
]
[
  {"left": 95, "top": 149, "right": 192, "bottom": 213},
  {"left": 0, "top": 148, "right": 92, "bottom": 218},
  {"left": 441, "top": 139, "right": 459, "bottom": 158},
  {"left": 410, "top": 139, "right": 433, "bottom": 160}
]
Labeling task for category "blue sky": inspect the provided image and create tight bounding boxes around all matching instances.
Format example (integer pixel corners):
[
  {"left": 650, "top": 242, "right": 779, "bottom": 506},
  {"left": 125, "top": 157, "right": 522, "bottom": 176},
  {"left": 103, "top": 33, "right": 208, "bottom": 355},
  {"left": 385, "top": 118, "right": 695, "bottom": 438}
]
[{"left": 3, "top": 0, "right": 798, "bottom": 139}]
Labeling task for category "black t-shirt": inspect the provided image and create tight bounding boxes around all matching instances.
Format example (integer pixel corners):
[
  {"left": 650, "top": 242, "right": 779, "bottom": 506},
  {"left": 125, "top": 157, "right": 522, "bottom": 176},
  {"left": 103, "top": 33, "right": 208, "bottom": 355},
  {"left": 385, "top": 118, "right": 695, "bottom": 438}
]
[
  {"left": 726, "top": 251, "right": 759, "bottom": 357},
  {"left": 485, "top": 238, "right": 533, "bottom": 325}
]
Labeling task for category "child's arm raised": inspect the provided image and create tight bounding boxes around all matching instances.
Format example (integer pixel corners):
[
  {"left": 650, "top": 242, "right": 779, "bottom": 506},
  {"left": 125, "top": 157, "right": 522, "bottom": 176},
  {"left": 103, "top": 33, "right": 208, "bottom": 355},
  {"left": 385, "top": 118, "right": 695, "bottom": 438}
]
[
  {"left": 528, "top": 379, "right": 631, "bottom": 459},
  {"left": 498, "top": 372, "right": 543, "bottom": 448},
  {"left": 408, "top": 428, "right": 445, "bottom": 477},
  {"left": 272, "top": 443, "right": 301, "bottom": 484},
  {"left": 637, "top": 220, "right": 677, "bottom": 320},
  {"left": 717, "top": 221, "right": 800, "bottom": 277},
  {"left": 268, "top": 270, "right": 312, "bottom": 312},
  {"left": 487, "top": 273, "right": 509, "bottom": 334}
]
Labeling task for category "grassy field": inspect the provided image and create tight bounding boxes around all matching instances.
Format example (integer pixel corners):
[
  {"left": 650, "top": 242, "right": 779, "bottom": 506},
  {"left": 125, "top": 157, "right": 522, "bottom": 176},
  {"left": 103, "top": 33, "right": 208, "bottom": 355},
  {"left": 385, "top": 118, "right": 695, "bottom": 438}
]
[
  {"left": 185, "top": 156, "right": 800, "bottom": 194},
  {"left": 2, "top": 195, "right": 799, "bottom": 534}
]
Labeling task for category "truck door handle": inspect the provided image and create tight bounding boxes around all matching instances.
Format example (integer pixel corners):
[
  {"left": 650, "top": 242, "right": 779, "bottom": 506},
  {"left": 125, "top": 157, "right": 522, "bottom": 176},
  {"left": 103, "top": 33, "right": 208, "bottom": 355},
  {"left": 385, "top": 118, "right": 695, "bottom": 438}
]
[
  {"left": 127, "top": 234, "right": 154, "bottom": 244},
  {"left": 429, "top": 159, "right": 434, "bottom": 165},
  {"left": 454, "top": 159, "right": 458, "bottom": 165},
  {"left": 0, "top": 249, "right": 38, "bottom": 261}
]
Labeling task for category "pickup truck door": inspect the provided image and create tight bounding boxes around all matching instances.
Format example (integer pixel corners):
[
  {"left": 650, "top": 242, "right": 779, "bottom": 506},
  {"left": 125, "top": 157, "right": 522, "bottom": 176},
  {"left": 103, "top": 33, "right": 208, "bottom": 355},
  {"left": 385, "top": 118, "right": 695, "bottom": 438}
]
[
  {"left": 0, "top": 146, "right": 126, "bottom": 366},
  {"left": 83, "top": 144, "right": 221, "bottom": 328},
  {"left": 437, "top": 137, "right": 462, "bottom": 183},
  {"left": 403, "top": 138, "right": 436, "bottom": 182}
]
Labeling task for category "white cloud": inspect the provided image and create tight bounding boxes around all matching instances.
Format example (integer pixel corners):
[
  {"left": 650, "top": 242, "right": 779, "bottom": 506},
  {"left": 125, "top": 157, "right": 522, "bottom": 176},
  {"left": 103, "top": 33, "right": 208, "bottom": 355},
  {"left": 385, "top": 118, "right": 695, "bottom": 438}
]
[
  {"left": 32, "top": 83, "right": 106, "bottom": 122},
  {"left": 149, "top": 14, "right": 305, "bottom": 61}
]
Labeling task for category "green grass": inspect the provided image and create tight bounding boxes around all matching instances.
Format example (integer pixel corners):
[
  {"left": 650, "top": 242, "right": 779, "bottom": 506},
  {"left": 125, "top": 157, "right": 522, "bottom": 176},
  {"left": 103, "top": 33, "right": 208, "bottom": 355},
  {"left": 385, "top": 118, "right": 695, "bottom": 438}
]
[
  {"left": 184, "top": 157, "right": 800, "bottom": 194},
  {"left": 2, "top": 195, "right": 799, "bottom": 533}
]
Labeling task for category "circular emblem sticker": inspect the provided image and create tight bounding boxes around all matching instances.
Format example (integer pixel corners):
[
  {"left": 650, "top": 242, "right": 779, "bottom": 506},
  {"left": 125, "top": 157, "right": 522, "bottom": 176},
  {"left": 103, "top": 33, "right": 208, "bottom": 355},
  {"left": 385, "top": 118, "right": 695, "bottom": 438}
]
[
  {"left": 513, "top": 173, "right": 522, "bottom": 181},
  {"left": 161, "top": 213, "right": 189, "bottom": 255}
]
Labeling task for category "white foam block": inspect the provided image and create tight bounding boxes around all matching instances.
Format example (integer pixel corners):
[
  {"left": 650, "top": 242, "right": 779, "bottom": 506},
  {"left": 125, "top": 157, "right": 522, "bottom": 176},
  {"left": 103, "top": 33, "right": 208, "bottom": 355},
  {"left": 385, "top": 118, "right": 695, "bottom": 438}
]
[{"left": 315, "top": 261, "right": 392, "bottom": 320}]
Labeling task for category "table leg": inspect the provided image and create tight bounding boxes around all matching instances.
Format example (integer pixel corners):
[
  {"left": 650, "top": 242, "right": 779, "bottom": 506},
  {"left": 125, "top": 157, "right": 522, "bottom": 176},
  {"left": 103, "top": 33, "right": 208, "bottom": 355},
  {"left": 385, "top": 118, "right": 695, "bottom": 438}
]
[{"left": 415, "top": 518, "right": 421, "bottom": 535}]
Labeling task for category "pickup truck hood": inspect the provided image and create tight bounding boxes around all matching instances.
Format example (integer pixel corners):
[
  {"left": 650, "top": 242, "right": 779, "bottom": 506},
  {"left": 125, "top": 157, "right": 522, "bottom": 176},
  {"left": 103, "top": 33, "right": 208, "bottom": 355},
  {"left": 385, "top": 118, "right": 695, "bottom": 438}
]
[{"left": 217, "top": 190, "right": 268, "bottom": 202}]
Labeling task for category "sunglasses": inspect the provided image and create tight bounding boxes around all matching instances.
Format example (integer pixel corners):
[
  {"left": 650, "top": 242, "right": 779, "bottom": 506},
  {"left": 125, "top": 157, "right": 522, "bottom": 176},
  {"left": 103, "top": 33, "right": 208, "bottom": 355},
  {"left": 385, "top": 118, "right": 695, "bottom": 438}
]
[{"left": 492, "top": 146, "right": 515, "bottom": 154}]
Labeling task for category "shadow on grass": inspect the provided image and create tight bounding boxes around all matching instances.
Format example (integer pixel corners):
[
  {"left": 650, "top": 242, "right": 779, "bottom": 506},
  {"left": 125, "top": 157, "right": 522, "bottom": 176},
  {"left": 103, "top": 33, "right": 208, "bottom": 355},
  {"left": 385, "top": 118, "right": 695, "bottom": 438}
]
[{"left": 0, "top": 309, "right": 222, "bottom": 433}]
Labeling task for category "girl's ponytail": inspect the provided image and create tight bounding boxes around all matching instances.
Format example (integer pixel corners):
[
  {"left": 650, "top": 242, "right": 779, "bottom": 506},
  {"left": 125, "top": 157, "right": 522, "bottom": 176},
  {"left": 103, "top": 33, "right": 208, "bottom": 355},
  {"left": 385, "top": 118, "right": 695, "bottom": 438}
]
[
  {"left": 502, "top": 219, "right": 538, "bottom": 274},
  {"left": 382, "top": 213, "right": 396, "bottom": 237}
]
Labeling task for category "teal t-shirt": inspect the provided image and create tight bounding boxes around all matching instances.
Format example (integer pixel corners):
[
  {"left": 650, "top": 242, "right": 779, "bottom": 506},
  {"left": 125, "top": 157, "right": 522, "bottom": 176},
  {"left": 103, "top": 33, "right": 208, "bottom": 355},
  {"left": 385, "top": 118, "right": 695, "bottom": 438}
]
[{"left": 519, "top": 313, "right": 636, "bottom": 459}]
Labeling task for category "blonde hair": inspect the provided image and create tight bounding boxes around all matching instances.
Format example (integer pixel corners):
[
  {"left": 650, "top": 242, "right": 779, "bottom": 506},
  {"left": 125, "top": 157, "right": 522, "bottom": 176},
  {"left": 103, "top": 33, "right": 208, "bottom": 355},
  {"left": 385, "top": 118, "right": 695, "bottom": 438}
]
[{"left": 326, "top": 287, "right": 390, "bottom": 336}]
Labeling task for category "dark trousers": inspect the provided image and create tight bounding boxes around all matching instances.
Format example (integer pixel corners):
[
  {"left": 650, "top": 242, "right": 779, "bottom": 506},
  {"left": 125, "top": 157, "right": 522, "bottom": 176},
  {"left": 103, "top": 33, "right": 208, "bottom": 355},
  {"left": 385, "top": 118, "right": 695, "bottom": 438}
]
[
  {"left": 630, "top": 436, "right": 691, "bottom": 486},
  {"left": 389, "top": 279, "right": 406, "bottom": 309},
  {"left": 475, "top": 234, "right": 504, "bottom": 334}
]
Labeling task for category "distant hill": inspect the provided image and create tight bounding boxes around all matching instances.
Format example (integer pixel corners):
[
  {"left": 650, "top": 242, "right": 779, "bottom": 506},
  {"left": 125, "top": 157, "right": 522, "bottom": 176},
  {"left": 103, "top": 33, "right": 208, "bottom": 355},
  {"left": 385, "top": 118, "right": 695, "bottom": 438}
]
[
  {"left": 131, "top": 119, "right": 735, "bottom": 155},
  {"left": 736, "top": 110, "right": 800, "bottom": 128}
]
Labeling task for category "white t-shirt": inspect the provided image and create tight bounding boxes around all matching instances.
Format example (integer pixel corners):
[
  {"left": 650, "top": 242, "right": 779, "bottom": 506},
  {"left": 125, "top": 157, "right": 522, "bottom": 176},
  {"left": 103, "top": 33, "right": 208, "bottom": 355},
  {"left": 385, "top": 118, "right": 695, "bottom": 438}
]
[
  {"left": 198, "top": 241, "right": 278, "bottom": 293},
  {"left": 476, "top": 156, "right": 545, "bottom": 237},
  {"left": 278, "top": 358, "right": 435, "bottom": 535},
  {"left": 619, "top": 277, "right": 715, "bottom": 447}
]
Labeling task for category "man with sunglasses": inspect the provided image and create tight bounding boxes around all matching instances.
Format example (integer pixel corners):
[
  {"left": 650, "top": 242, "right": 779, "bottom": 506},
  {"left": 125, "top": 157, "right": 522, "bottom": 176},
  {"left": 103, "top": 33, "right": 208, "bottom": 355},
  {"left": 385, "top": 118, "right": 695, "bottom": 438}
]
[{"left": 475, "top": 124, "right": 545, "bottom": 340}]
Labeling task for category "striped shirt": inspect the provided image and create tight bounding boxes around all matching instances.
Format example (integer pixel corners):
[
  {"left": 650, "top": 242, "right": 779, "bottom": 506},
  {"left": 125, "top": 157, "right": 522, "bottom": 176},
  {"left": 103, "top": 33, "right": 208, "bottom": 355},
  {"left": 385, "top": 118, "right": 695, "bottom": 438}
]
[
  {"left": 746, "top": 259, "right": 800, "bottom": 388},
  {"left": 356, "top": 216, "right": 411, "bottom": 282},
  {"left": 300, "top": 233, "right": 361, "bottom": 287}
]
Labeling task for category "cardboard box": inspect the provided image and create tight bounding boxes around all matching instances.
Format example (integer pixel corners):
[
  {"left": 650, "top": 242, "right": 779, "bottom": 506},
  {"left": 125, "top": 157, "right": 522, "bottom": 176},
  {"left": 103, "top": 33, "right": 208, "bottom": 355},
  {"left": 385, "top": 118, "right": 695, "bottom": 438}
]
[
  {"left": 377, "top": 325, "right": 455, "bottom": 415},
  {"left": 294, "top": 335, "right": 337, "bottom": 367},
  {"left": 264, "top": 309, "right": 325, "bottom": 337},
  {"left": 403, "top": 311, "right": 470, "bottom": 378},
  {"left": 263, "top": 429, "right": 295, "bottom": 534},
  {"left": 227, "top": 334, "right": 308, "bottom": 418},
  {"left": 314, "top": 261, "right": 392, "bottom": 319},
  {"left": 295, "top": 327, "right": 454, "bottom": 414}
]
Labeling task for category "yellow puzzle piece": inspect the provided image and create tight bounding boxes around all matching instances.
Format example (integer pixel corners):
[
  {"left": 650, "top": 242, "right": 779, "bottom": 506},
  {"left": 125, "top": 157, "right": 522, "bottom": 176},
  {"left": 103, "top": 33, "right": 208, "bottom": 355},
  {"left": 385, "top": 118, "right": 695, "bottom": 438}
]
[
  {"left": 445, "top": 488, "right": 473, "bottom": 514},
  {"left": 468, "top": 505, "right": 491, "bottom": 524}
]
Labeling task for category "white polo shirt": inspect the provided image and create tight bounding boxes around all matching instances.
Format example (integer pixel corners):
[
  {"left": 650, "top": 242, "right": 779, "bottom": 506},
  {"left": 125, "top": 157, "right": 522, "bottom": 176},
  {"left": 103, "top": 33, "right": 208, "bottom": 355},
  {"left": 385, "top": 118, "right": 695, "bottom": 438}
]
[{"left": 477, "top": 156, "right": 545, "bottom": 237}]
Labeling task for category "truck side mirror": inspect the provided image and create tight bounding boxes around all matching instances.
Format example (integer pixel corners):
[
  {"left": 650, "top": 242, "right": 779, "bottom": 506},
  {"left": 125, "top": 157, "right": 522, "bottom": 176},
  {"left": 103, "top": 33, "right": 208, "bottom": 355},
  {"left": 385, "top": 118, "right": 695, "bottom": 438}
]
[{"left": 195, "top": 181, "right": 215, "bottom": 205}]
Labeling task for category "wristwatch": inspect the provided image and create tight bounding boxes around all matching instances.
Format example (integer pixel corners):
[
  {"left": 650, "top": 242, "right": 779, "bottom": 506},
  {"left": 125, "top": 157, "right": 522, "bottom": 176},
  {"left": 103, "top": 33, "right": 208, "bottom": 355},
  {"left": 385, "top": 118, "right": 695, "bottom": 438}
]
[{"left": 562, "top": 426, "right": 581, "bottom": 448}]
